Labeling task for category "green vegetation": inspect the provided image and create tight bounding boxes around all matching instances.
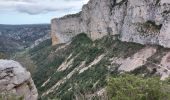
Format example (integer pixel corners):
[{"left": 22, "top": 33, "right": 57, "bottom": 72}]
[
  {"left": 30, "top": 40, "right": 66, "bottom": 93},
  {"left": 139, "top": 20, "right": 162, "bottom": 37},
  {"left": 137, "top": 20, "right": 163, "bottom": 38},
  {"left": 0, "top": 92, "right": 24, "bottom": 100},
  {"left": 60, "top": 12, "right": 81, "bottom": 19},
  {"left": 26, "top": 33, "right": 146, "bottom": 99},
  {"left": 156, "top": 0, "right": 161, "bottom": 5},
  {"left": 14, "top": 50, "right": 36, "bottom": 74},
  {"left": 70, "top": 33, "right": 104, "bottom": 65},
  {"left": 145, "top": 21, "right": 162, "bottom": 30},
  {"left": 44, "top": 58, "right": 109, "bottom": 100},
  {"left": 0, "top": 52, "right": 6, "bottom": 59},
  {"left": 107, "top": 74, "right": 170, "bottom": 100},
  {"left": 14, "top": 33, "right": 169, "bottom": 100},
  {"left": 115, "top": 0, "right": 128, "bottom": 6},
  {"left": 30, "top": 33, "right": 106, "bottom": 99},
  {"left": 29, "top": 39, "right": 52, "bottom": 54},
  {"left": 0, "top": 24, "right": 50, "bottom": 54},
  {"left": 95, "top": 35, "right": 144, "bottom": 58}
]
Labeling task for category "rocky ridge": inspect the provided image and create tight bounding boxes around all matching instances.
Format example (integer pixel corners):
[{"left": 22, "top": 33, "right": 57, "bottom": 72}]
[{"left": 51, "top": 0, "right": 170, "bottom": 48}]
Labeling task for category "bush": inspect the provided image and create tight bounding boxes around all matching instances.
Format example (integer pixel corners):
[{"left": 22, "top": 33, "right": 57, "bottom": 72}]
[
  {"left": 107, "top": 74, "right": 170, "bottom": 100},
  {"left": 0, "top": 92, "right": 24, "bottom": 100},
  {"left": 0, "top": 52, "right": 6, "bottom": 59}
]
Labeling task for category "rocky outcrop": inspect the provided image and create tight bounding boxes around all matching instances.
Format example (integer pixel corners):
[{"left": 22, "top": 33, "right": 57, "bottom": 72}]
[
  {"left": 30, "top": 34, "right": 51, "bottom": 48},
  {"left": 51, "top": 0, "right": 170, "bottom": 48},
  {"left": 118, "top": 47, "right": 157, "bottom": 72},
  {"left": 0, "top": 60, "right": 38, "bottom": 100}
]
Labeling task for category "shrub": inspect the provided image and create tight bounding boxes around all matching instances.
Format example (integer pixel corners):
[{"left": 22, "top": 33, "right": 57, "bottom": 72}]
[
  {"left": 0, "top": 52, "right": 6, "bottom": 59},
  {"left": 107, "top": 74, "right": 170, "bottom": 100}
]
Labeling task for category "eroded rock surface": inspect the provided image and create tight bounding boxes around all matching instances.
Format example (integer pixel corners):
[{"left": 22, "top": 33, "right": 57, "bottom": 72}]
[
  {"left": 51, "top": 0, "right": 170, "bottom": 48},
  {"left": 0, "top": 60, "right": 38, "bottom": 100},
  {"left": 118, "top": 47, "right": 157, "bottom": 72}
]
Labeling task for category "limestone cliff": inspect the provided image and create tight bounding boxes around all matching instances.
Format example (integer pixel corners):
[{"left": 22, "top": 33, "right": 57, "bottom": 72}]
[
  {"left": 0, "top": 60, "right": 38, "bottom": 100},
  {"left": 51, "top": 0, "right": 170, "bottom": 48}
]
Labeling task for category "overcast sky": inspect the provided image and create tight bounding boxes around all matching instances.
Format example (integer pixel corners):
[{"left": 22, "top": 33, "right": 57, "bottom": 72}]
[{"left": 0, "top": 0, "right": 89, "bottom": 24}]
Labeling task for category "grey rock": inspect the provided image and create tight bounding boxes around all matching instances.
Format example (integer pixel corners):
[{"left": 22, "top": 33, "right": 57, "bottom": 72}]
[
  {"left": 51, "top": 0, "right": 170, "bottom": 48},
  {"left": 0, "top": 60, "right": 38, "bottom": 100}
]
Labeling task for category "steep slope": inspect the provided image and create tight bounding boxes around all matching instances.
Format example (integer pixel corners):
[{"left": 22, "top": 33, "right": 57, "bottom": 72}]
[
  {"left": 51, "top": 0, "right": 170, "bottom": 48},
  {"left": 19, "top": 33, "right": 170, "bottom": 99}
]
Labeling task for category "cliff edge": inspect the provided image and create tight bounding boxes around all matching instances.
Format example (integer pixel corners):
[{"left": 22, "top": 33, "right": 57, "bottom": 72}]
[{"left": 51, "top": 0, "right": 170, "bottom": 48}]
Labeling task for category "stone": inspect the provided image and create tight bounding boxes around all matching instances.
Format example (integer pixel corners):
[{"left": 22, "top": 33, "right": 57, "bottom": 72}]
[
  {"left": 158, "top": 52, "right": 170, "bottom": 80},
  {"left": 118, "top": 47, "right": 157, "bottom": 72},
  {"left": 0, "top": 60, "right": 38, "bottom": 100}
]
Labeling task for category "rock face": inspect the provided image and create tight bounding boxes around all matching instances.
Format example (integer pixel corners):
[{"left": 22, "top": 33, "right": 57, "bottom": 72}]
[
  {"left": 118, "top": 47, "right": 157, "bottom": 72},
  {"left": 51, "top": 0, "right": 170, "bottom": 48},
  {"left": 0, "top": 60, "right": 38, "bottom": 100}
]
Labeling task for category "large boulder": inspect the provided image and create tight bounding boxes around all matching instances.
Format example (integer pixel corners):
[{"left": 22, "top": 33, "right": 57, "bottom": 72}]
[{"left": 0, "top": 60, "right": 38, "bottom": 100}]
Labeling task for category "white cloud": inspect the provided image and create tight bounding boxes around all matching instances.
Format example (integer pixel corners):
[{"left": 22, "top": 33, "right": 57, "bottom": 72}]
[{"left": 0, "top": 0, "right": 89, "bottom": 14}]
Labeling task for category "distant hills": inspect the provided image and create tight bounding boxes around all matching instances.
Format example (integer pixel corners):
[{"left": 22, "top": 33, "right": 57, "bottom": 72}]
[{"left": 0, "top": 24, "right": 50, "bottom": 54}]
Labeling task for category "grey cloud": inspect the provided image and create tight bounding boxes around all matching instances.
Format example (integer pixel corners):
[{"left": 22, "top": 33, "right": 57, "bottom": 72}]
[{"left": 0, "top": 0, "right": 89, "bottom": 15}]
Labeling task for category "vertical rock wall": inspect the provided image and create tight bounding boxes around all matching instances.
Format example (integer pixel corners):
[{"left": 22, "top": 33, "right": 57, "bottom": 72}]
[{"left": 51, "top": 0, "right": 170, "bottom": 48}]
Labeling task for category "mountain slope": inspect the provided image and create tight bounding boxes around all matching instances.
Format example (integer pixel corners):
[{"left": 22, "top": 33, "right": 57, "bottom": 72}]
[{"left": 17, "top": 33, "right": 170, "bottom": 99}]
